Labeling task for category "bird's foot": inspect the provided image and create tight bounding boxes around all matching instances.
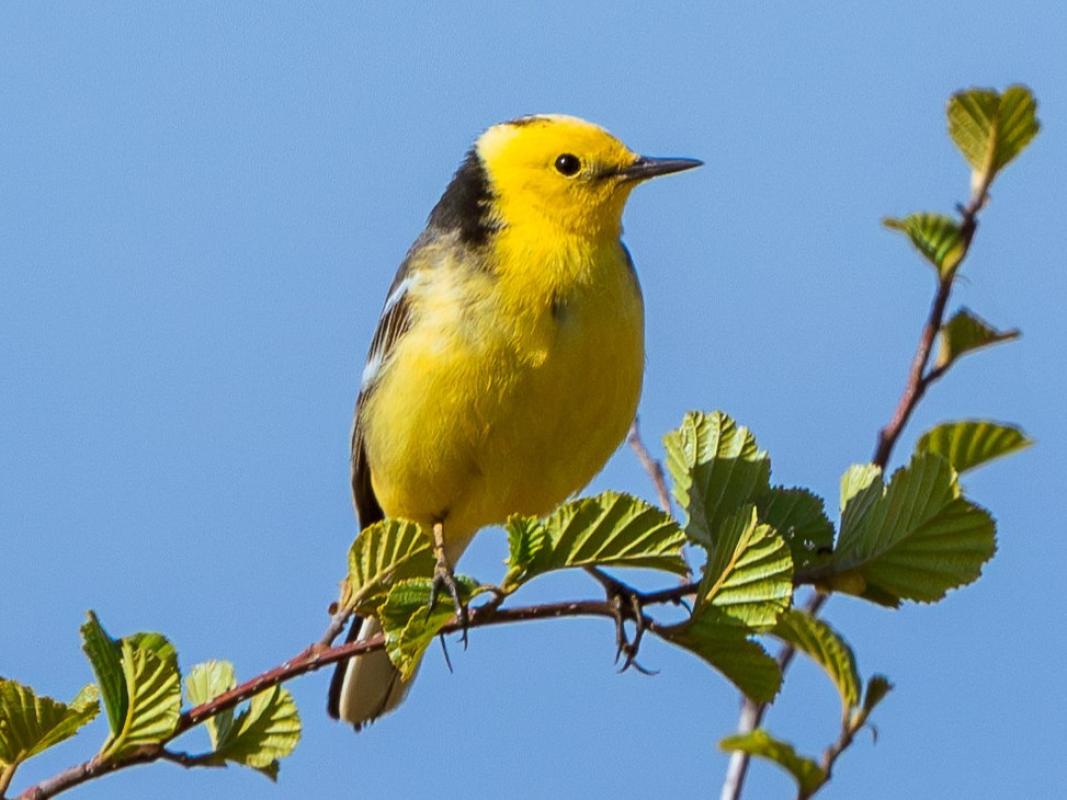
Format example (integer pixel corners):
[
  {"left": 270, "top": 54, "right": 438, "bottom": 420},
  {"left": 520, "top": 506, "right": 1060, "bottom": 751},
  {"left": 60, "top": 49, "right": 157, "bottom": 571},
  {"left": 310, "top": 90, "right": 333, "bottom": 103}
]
[
  {"left": 585, "top": 567, "right": 655, "bottom": 674},
  {"left": 428, "top": 556, "right": 469, "bottom": 648}
]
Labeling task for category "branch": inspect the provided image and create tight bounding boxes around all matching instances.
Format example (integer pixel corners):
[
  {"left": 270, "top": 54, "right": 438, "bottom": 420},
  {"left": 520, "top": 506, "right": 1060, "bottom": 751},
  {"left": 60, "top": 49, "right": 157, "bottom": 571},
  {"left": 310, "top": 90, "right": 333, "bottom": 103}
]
[
  {"left": 157, "top": 750, "right": 224, "bottom": 769},
  {"left": 15, "top": 585, "right": 701, "bottom": 800},
  {"left": 20, "top": 550, "right": 851, "bottom": 800},
  {"left": 720, "top": 180, "right": 994, "bottom": 800},
  {"left": 317, "top": 606, "right": 351, "bottom": 649},
  {"left": 719, "top": 591, "right": 827, "bottom": 800},
  {"left": 813, "top": 685, "right": 883, "bottom": 793},
  {"left": 628, "top": 417, "right": 673, "bottom": 515},
  {"left": 872, "top": 183, "right": 988, "bottom": 469}
]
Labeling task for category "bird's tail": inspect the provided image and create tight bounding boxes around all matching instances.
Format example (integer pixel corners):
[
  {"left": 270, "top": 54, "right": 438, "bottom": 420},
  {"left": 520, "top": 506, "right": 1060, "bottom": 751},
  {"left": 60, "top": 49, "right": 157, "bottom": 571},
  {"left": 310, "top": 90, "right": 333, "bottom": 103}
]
[
  {"left": 327, "top": 528, "right": 473, "bottom": 729},
  {"left": 327, "top": 615, "right": 413, "bottom": 729}
]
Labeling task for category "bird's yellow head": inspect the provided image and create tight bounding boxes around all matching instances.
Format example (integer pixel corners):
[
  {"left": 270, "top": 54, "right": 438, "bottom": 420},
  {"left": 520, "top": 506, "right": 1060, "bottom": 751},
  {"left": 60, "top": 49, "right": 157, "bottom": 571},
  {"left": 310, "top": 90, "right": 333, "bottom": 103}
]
[{"left": 428, "top": 115, "right": 701, "bottom": 244}]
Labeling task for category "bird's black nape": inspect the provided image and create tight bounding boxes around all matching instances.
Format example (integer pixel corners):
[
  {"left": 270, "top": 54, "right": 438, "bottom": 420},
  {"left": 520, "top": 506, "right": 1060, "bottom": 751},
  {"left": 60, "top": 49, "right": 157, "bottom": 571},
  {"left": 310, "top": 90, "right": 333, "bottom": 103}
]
[{"left": 427, "top": 149, "right": 498, "bottom": 246}]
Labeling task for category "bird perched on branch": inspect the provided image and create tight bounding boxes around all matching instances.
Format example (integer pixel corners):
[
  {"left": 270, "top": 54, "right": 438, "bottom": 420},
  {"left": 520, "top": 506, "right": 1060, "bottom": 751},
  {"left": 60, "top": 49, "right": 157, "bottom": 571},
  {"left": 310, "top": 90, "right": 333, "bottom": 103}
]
[{"left": 328, "top": 115, "right": 700, "bottom": 728}]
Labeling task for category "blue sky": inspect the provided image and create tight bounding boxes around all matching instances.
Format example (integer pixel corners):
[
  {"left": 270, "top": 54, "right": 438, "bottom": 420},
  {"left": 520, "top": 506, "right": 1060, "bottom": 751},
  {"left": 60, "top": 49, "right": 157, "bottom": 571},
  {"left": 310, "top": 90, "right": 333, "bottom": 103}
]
[{"left": 2, "top": 3, "right": 1064, "bottom": 798}]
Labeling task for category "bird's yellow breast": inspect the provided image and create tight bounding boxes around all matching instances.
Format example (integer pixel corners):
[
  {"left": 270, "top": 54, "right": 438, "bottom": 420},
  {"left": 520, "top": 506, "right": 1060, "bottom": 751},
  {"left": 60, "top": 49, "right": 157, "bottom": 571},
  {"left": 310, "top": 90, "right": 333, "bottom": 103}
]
[{"left": 361, "top": 229, "right": 643, "bottom": 557}]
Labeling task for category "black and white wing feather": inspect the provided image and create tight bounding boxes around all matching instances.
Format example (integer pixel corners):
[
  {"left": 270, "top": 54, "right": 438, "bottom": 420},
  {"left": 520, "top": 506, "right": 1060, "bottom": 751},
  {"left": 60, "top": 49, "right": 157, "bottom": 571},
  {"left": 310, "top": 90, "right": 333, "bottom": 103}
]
[
  {"left": 331, "top": 146, "right": 495, "bottom": 725},
  {"left": 350, "top": 263, "right": 416, "bottom": 529},
  {"left": 329, "top": 257, "right": 417, "bottom": 723}
]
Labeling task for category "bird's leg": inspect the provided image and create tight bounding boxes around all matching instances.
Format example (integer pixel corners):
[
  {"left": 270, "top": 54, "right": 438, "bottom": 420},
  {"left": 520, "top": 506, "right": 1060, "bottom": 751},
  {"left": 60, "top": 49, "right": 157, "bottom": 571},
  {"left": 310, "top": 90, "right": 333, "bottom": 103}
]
[
  {"left": 427, "top": 521, "right": 470, "bottom": 647},
  {"left": 584, "top": 566, "right": 653, "bottom": 674}
]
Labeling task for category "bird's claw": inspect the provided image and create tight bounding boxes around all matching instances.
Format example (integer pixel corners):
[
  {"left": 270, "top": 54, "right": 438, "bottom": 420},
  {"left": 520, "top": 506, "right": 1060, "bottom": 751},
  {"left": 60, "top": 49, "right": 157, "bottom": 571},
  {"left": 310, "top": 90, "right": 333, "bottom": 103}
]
[
  {"left": 616, "top": 591, "right": 651, "bottom": 673},
  {"left": 586, "top": 567, "right": 654, "bottom": 674},
  {"left": 428, "top": 561, "right": 469, "bottom": 648}
]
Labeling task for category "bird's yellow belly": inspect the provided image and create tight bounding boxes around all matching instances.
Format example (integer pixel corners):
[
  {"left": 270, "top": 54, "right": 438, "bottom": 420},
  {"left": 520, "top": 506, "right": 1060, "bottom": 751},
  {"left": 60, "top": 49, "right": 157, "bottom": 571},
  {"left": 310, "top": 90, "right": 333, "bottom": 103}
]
[{"left": 362, "top": 260, "right": 643, "bottom": 556}]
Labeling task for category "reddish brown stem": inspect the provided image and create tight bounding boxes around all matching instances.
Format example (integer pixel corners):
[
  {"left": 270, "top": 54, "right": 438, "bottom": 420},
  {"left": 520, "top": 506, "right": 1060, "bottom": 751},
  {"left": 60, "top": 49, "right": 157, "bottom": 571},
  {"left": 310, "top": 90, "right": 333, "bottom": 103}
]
[
  {"left": 15, "top": 591, "right": 685, "bottom": 800},
  {"left": 721, "top": 185, "right": 990, "bottom": 800},
  {"left": 719, "top": 592, "right": 827, "bottom": 799},
  {"left": 872, "top": 189, "right": 983, "bottom": 469},
  {"left": 21, "top": 563, "right": 834, "bottom": 800},
  {"left": 628, "top": 417, "right": 673, "bottom": 516},
  {"left": 871, "top": 277, "right": 953, "bottom": 468}
]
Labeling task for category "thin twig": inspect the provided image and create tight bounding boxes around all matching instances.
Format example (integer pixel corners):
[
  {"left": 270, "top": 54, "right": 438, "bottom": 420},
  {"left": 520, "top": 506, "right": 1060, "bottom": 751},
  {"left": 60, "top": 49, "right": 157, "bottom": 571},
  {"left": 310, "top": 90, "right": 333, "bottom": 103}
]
[
  {"left": 628, "top": 417, "right": 673, "bottom": 515},
  {"left": 817, "top": 713, "right": 862, "bottom": 785},
  {"left": 318, "top": 607, "right": 352, "bottom": 648},
  {"left": 158, "top": 750, "right": 224, "bottom": 769},
  {"left": 19, "top": 562, "right": 838, "bottom": 797},
  {"left": 720, "top": 592, "right": 827, "bottom": 800},
  {"left": 872, "top": 184, "right": 986, "bottom": 468},
  {"left": 16, "top": 587, "right": 690, "bottom": 800},
  {"left": 812, "top": 685, "right": 882, "bottom": 794},
  {"left": 721, "top": 179, "right": 994, "bottom": 800},
  {"left": 19, "top": 558, "right": 830, "bottom": 800}
]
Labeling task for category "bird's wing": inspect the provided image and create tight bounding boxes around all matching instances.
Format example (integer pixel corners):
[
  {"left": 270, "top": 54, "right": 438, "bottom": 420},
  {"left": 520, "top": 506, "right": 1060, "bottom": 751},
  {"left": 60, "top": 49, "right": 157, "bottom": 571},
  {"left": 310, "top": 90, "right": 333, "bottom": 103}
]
[
  {"left": 332, "top": 260, "right": 418, "bottom": 723},
  {"left": 331, "top": 263, "right": 416, "bottom": 723},
  {"left": 350, "top": 259, "right": 417, "bottom": 529}
]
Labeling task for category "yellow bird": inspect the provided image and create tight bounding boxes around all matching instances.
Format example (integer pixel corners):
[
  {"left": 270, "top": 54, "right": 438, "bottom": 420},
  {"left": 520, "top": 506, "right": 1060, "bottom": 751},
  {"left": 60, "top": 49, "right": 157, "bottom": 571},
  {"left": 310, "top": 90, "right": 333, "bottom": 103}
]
[{"left": 328, "top": 115, "right": 700, "bottom": 728}]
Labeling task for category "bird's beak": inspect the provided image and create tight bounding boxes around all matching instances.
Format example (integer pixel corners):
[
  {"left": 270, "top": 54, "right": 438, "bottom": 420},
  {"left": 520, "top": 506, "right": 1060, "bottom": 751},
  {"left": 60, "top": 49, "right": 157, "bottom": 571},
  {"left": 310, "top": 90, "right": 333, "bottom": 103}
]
[{"left": 618, "top": 156, "right": 703, "bottom": 182}]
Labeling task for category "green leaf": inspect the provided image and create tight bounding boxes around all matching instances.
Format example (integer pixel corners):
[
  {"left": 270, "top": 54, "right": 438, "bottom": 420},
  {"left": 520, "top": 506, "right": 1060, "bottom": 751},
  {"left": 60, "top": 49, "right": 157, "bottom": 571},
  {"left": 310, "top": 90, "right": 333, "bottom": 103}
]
[
  {"left": 79, "top": 612, "right": 126, "bottom": 734},
  {"left": 659, "top": 507, "right": 792, "bottom": 700},
  {"left": 103, "top": 637, "right": 182, "bottom": 759},
  {"left": 699, "top": 506, "right": 793, "bottom": 628},
  {"left": 505, "top": 516, "right": 548, "bottom": 580},
  {"left": 883, "top": 213, "right": 965, "bottom": 277},
  {"left": 185, "top": 659, "right": 235, "bottom": 708},
  {"left": 186, "top": 661, "right": 300, "bottom": 780},
  {"left": 214, "top": 685, "right": 300, "bottom": 780},
  {"left": 0, "top": 680, "right": 99, "bottom": 767},
  {"left": 379, "top": 577, "right": 480, "bottom": 679},
  {"left": 78, "top": 614, "right": 183, "bottom": 761},
  {"left": 936, "top": 308, "right": 1020, "bottom": 369},
  {"left": 664, "top": 411, "right": 770, "bottom": 548},
  {"left": 948, "top": 85, "right": 1040, "bottom": 187},
  {"left": 863, "top": 674, "right": 894, "bottom": 715},
  {"left": 346, "top": 519, "right": 436, "bottom": 612},
  {"left": 185, "top": 661, "right": 237, "bottom": 751},
  {"left": 659, "top": 606, "right": 781, "bottom": 702},
  {"left": 831, "top": 453, "right": 996, "bottom": 605},
  {"left": 125, "top": 632, "right": 178, "bottom": 667},
  {"left": 840, "top": 464, "right": 882, "bottom": 514},
  {"left": 503, "top": 492, "right": 687, "bottom": 590},
  {"left": 836, "top": 465, "right": 883, "bottom": 582},
  {"left": 773, "top": 610, "right": 860, "bottom": 714},
  {"left": 916, "top": 420, "right": 1032, "bottom": 473},
  {"left": 719, "top": 730, "right": 826, "bottom": 798},
  {"left": 757, "top": 488, "right": 834, "bottom": 571}
]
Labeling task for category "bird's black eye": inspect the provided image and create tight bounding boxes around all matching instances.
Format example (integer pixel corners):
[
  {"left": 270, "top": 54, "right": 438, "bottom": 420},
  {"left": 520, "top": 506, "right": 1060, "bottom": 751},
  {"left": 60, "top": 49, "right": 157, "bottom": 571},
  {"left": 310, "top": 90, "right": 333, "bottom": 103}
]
[{"left": 554, "top": 153, "right": 581, "bottom": 176}]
